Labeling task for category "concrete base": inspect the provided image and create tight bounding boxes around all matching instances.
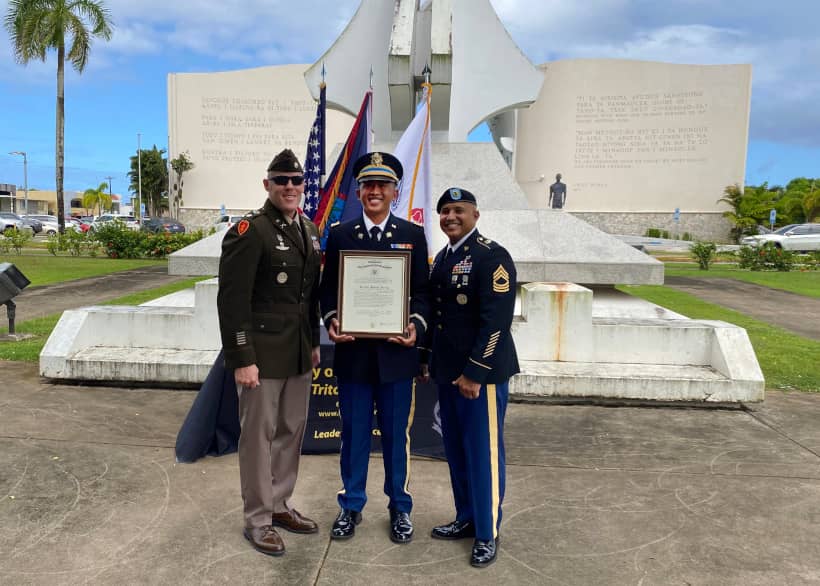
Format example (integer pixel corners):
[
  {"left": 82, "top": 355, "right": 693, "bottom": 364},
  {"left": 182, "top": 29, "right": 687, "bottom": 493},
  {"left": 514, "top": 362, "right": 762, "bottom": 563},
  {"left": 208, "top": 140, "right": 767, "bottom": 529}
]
[
  {"left": 40, "top": 279, "right": 221, "bottom": 384},
  {"left": 40, "top": 281, "right": 764, "bottom": 403}
]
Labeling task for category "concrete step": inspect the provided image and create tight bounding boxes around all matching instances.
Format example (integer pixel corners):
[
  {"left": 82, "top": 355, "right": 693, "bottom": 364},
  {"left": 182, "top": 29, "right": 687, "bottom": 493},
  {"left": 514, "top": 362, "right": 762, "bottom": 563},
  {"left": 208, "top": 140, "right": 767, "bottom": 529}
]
[
  {"left": 63, "top": 346, "right": 219, "bottom": 384},
  {"left": 512, "top": 360, "right": 754, "bottom": 403}
]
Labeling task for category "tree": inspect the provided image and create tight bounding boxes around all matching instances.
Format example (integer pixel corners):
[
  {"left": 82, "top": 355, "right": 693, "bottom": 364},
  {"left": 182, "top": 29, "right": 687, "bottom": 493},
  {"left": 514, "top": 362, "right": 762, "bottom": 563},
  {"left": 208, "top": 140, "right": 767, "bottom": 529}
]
[
  {"left": 82, "top": 181, "right": 111, "bottom": 216},
  {"left": 169, "top": 151, "right": 195, "bottom": 219},
  {"left": 5, "top": 0, "right": 113, "bottom": 233},
  {"left": 717, "top": 183, "right": 777, "bottom": 242},
  {"left": 128, "top": 146, "right": 168, "bottom": 217}
]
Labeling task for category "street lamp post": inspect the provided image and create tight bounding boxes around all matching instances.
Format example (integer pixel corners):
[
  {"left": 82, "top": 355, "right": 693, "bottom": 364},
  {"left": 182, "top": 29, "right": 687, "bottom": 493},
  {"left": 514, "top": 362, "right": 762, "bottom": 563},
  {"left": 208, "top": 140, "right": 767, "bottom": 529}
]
[
  {"left": 105, "top": 175, "right": 113, "bottom": 213},
  {"left": 8, "top": 151, "right": 28, "bottom": 215},
  {"left": 137, "top": 133, "right": 142, "bottom": 223}
]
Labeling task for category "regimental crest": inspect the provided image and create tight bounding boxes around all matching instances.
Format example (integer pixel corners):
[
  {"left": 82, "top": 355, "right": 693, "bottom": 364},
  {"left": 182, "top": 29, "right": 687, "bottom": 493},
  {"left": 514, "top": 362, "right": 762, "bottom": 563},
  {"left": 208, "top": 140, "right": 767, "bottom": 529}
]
[
  {"left": 450, "top": 188, "right": 462, "bottom": 200},
  {"left": 371, "top": 152, "right": 384, "bottom": 166},
  {"left": 492, "top": 264, "right": 510, "bottom": 293},
  {"left": 237, "top": 219, "right": 250, "bottom": 236}
]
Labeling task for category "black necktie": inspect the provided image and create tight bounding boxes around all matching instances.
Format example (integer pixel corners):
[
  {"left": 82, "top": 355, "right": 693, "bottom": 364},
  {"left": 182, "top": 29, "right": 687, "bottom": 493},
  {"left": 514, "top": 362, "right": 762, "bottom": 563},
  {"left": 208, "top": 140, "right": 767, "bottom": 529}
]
[
  {"left": 443, "top": 247, "right": 452, "bottom": 260},
  {"left": 370, "top": 226, "right": 381, "bottom": 241}
]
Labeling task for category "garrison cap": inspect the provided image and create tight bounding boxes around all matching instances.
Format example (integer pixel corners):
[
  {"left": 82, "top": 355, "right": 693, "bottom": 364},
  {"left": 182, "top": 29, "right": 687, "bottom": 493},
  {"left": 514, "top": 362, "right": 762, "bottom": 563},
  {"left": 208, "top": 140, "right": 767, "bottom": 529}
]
[
  {"left": 353, "top": 152, "right": 403, "bottom": 183},
  {"left": 436, "top": 187, "right": 477, "bottom": 213},
  {"left": 267, "top": 148, "right": 303, "bottom": 173}
]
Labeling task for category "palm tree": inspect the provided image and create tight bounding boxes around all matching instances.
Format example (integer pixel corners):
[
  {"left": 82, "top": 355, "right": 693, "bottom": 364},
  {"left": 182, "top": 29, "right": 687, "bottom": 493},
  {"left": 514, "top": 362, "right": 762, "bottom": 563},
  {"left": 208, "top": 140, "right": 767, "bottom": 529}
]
[
  {"left": 82, "top": 181, "right": 111, "bottom": 216},
  {"left": 5, "top": 0, "right": 113, "bottom": 233}
]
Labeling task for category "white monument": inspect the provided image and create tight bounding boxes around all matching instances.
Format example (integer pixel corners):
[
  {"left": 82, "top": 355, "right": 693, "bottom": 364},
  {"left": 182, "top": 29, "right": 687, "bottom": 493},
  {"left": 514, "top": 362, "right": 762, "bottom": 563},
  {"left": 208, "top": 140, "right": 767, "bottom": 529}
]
[{"left": 42, "top": 0, "right": 763, "bottom": 403}]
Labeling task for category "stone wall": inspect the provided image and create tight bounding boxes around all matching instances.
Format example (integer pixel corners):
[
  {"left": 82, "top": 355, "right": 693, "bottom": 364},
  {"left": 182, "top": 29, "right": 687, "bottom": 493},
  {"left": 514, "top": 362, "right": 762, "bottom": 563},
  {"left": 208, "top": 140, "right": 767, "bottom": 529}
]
[
  {"left": 179, "top": 207, "right": 252, "bottom": 233},
  {"left": 515, "top": 59, "right": 752, "bottom": 215},
  {"left": 570, "top": 211, "right": 732, "bottom": 242}
]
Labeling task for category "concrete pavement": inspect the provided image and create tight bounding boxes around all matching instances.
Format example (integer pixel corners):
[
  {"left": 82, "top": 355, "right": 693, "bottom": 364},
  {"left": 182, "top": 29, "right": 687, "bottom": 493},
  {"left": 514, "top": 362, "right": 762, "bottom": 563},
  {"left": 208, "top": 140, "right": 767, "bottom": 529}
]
[{"left": 2, "top": 360, "right": 820, "bottom": 585}]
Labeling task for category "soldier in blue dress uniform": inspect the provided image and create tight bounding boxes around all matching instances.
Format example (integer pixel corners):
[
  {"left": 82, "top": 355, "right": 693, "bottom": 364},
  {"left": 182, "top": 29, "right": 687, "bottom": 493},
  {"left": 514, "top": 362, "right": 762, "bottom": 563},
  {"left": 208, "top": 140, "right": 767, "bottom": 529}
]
[
  {"left": 419, "top": 187, "right": 519, "bottom": 568},
  {"left": 319, "top": 152, "right": 430, "bottom": 544}
]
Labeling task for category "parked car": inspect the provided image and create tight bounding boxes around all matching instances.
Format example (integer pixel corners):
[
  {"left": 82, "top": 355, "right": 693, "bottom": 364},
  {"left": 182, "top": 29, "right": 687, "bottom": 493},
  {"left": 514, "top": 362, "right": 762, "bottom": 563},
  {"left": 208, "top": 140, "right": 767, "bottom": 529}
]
[
  {"left": 21, "top": 216, "right": 43, "bottom": 234},
  {"left": 740, "top": 223, "right": 820, "bottom": 252},
  {"left": 26, "top": 214, "right": 80, "bottom": 235},
  {"left": 0, "top": 212, "right": 35, "bottom": 234},
  {"left": 214, "top": 214, "right": 245, "bottom": 231},
  {"left": 740, "top": 224, "right": 797, "bottom": 247},
  {"left": 90, "top": 214, "right": 140, "bottom": 232},
  {"left": 141, "top": 217, "right": 186, "bottom": 234}
]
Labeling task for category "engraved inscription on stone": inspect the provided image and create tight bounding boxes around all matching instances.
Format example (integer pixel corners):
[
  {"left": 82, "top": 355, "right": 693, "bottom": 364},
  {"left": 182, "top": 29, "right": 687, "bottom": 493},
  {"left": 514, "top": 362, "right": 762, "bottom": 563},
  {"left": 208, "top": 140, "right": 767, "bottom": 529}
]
[
  {"left": 198, "top": 96, "right": 315, "bottom": 163},
  {"left": 574, "top": 91, "right": 711, "bottom": 170}
]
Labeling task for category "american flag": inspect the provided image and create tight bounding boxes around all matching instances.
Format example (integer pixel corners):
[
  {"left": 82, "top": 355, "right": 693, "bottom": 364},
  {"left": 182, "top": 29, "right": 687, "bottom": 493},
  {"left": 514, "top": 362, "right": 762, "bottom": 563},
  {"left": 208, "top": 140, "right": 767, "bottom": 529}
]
[{"left": 303, "top": 82, "right": 326, "bottom": 220}]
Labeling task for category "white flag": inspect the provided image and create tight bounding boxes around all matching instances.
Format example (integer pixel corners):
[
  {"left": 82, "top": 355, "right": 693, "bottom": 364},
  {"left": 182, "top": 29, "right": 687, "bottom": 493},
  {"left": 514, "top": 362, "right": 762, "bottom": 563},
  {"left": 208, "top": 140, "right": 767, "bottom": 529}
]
[{"left": 392, "top": 84, "right": 434, "bottom": 255}]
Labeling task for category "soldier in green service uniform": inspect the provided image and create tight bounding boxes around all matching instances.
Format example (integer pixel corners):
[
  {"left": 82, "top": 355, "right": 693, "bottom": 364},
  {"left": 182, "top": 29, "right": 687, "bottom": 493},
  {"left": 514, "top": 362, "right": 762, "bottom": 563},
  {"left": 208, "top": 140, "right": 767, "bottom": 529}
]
[{"left": 217, "top": 148, "right": 322, "bottom": 557}]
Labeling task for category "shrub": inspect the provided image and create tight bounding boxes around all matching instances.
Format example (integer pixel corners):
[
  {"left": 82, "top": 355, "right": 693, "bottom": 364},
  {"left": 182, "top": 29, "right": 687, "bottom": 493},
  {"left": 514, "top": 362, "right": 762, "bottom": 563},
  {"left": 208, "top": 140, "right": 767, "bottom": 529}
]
[
  {"left": 90, "top": 223, "right": 206, "bottom": 259},
  {"left": 91, "top": 221, "right": 145, "bottom": 259},
  {"left": 661, "top": 229, "right": 671, "bottom": 239},
  {"left": 645, "top": 228, "right": 661, "bottom": 238},
  {"left": 682, "top": 232, "right": 693, "bottom": 241},
  {"left": 4, "top": 228, "right": 33, "bottom": 254},
  {"left": 0, "top": 234, "right": 9, "bottom": 254},
  {"left": 690, "top": 241, "right": 717, "bottom": 270},
  {"left": 737, "top": 243, "right": 795, "bottom": 271}
]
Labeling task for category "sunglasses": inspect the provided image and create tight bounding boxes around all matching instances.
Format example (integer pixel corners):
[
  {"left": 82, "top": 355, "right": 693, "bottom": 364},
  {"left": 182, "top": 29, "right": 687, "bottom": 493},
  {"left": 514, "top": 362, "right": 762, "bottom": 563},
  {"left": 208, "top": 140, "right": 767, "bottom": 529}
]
[{"left": 268, "top": 175, "right": 304, "bottom": 186}]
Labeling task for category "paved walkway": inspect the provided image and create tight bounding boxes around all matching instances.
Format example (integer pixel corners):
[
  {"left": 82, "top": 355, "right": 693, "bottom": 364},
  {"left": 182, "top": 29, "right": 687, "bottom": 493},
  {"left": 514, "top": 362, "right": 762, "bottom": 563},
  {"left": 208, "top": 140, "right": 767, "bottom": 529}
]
[
  {"left": 2, "top": 360, "right": 820, "bottom": 585},
  {"left": 665, "top": 276, "right": 820, "bottom": 341},
  {"left": 7, "top": 266, "right": 192, "bottom": 324}
]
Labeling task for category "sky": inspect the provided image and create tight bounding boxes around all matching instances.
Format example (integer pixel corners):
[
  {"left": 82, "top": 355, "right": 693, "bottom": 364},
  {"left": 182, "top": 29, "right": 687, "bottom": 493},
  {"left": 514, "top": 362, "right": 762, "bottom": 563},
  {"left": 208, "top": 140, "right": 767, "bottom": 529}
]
[{"left": 0, "top": 0, "right": 818, "bottom": 200}]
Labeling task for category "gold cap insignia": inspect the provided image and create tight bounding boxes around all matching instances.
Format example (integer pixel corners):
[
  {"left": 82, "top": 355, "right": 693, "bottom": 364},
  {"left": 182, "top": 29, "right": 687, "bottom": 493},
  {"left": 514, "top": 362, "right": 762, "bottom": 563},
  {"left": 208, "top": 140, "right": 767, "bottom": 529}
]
[
  {"left": 371, "top": 152, "right": 384, "bottom": 166},
  {"left": 492, "top": 264, "right": 510, "bottom": 293}
]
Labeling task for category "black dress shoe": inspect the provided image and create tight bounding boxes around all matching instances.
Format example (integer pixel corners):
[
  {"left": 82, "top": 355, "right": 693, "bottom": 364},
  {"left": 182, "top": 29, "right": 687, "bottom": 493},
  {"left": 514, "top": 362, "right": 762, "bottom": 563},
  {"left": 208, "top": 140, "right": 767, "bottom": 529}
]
[
  {"left": 431, "top": 519, "right": 475, "bottom": 540},
  {"left": 389, "top": 509, "right": 414, "bottom": 544},
  {"left": 470, "top": 538, "right": 498, "bottom": 568},
  {"left": 330, "top": 509, "right": 362, "bottom": 540}
]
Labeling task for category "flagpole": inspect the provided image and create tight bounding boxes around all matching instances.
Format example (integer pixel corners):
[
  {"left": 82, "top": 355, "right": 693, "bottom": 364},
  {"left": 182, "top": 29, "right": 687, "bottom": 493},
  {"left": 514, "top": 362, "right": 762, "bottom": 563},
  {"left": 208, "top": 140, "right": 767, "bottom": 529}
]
[{"left": 406, "top": 65, "right": 432, "bottom": 217}]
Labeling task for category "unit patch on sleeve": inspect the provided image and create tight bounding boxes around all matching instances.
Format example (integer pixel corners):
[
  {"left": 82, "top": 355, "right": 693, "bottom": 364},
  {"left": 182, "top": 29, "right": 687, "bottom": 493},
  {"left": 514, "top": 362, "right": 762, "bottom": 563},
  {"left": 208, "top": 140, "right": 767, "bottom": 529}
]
[
  {"left": 237, "top": 219, "right": 250, "bottom": 236},
  {"left": 492, "top": 264, "right": 510, "bottom": 293}
]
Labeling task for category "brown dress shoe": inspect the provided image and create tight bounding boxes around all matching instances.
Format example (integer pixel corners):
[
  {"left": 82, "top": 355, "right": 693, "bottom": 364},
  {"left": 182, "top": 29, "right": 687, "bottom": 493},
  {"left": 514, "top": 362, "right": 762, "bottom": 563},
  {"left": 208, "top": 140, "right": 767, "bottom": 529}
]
[
  {"left": 243, "top": 526, "right": 285, "bottom": 556},
  {"left": 271, "top": 509, "right": 319, "bottom": 534}
]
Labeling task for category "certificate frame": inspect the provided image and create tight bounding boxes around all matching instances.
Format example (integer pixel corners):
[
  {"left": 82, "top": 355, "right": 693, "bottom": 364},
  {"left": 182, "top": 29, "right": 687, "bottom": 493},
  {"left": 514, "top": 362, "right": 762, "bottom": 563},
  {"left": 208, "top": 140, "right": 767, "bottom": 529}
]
[{"left": 338, "top": 250, "right": 411, "bottom": 338}]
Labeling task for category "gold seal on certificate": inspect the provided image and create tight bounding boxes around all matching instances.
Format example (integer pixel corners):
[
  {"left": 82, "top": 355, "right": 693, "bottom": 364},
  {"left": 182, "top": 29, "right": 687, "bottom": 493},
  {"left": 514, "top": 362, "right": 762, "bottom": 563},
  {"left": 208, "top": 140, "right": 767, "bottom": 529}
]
[{"left": 337, "top": 250, "right": 411, "bottom": 338}]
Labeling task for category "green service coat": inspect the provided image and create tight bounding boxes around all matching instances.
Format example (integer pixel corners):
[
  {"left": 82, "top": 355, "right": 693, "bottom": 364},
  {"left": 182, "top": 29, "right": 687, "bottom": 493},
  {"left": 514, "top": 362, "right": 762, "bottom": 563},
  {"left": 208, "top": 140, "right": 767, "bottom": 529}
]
[{"left": 217, "top": 199, "right": 321, "bottom": 378}]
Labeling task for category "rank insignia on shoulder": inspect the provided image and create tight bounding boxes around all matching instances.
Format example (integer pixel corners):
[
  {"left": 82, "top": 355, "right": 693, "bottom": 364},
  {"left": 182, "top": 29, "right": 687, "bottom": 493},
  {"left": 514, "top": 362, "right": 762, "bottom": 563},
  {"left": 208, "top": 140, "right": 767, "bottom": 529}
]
[
  {"left": 237, "top": 219, "right": 250, "bottom": 236},
  {"left": 331, "top": 221, "right": 340, "bottom": 227},
  {"left": 492, "top": 264, "right": 510, "bottom": 293}
]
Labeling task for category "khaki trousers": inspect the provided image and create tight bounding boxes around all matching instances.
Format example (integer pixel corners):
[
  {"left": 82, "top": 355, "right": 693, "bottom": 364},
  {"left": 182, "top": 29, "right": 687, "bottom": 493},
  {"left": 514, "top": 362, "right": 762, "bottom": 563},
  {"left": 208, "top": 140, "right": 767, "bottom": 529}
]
[{"left": 238, "top": 371, "right": 312, "bottom": 529}]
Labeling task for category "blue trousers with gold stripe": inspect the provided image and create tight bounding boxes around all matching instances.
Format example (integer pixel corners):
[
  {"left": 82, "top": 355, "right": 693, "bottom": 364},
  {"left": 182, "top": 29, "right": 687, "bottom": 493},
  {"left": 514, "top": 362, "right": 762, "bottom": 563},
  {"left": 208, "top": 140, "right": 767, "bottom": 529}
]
[
  {"left": 437, "top": 381, "right": 508, "bottom": 541},
  {"left": 337, "top": 380, "right": 415, "bottom": 513}
]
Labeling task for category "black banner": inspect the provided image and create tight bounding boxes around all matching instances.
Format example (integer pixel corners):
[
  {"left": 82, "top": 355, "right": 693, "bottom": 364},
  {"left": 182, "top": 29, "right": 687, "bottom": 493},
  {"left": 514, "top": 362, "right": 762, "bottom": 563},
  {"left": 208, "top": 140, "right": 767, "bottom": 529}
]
[
  {"left": 302, "top": 343, "right": 445, "bottom": 459},
  {"left": 175, "top": 343, "right": 445, "bottom": 463}
]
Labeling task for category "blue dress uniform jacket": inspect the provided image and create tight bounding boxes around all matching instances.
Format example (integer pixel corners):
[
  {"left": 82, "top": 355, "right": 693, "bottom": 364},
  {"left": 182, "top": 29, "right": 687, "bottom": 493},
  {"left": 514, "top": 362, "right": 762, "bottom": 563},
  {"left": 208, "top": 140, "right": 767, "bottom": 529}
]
[
  {"left": 320, "top": 214, "right": 430, "bottom": 383},
  {"left": 217, "top": 200, "right": 322, "bottom": 378},
  {"left": 424, "top": 230, "right": 519, "bottom": 384},
  {"left": 423, "top": 229, "right": 518, "bottom": 543}
]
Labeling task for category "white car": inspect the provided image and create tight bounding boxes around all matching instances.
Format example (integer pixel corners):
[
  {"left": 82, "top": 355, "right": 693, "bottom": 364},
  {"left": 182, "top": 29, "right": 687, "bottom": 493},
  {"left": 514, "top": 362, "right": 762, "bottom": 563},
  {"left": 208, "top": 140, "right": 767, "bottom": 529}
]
[
  {"left": 90, "top": 214, "right": 140, "bottom": 232},
  {"left": 741, "top": 223, "right": 820, "bottom": 252},
  {"left": 214, "top": 214, "right": 245, "bottom": 231},
  {"left": 26, "top": 215, "right": 81, "bottom": 235}
]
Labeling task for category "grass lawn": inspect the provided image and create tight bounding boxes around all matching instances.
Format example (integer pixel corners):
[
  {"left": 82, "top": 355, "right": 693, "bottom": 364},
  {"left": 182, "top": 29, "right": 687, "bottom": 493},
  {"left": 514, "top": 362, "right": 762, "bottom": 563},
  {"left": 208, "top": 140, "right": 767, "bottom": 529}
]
[
  {"left": 619, "top": 285, "right": 820, "bottom": 392},
  {"left": 663, "top": 263, "right": 820, "bottom": 298},
  {"left": 0, "top": 254, "right": 166, "bottom": 286},
  {"left": 0, "top": 277, "right": 205, "bottom": 362}
]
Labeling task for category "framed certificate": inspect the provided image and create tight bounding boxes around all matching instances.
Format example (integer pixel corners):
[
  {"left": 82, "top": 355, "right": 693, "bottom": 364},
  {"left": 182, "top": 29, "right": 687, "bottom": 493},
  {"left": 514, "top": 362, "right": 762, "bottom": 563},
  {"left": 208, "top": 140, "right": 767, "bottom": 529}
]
[{"left": 338, "top": 250, "right": 411, "bottom": 338}]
